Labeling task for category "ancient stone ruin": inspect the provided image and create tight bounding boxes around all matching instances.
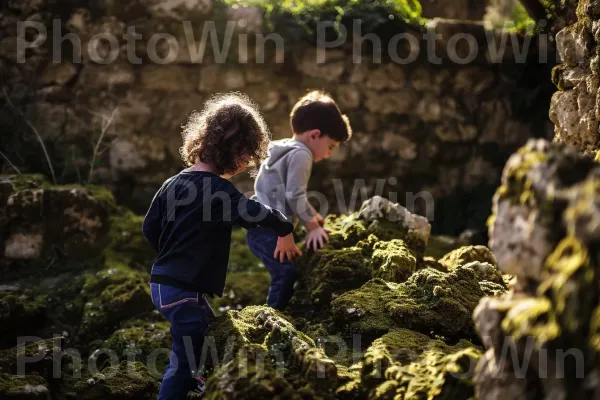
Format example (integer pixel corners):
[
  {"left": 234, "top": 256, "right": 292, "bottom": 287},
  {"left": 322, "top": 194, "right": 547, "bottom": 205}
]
[{"left": 2, "top": 0, "right": 600, "bottom": 399}]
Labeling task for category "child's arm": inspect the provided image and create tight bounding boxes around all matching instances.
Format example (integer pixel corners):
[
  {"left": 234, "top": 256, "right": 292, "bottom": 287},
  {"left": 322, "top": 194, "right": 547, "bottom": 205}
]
[
  {"left": 284, "top": 151, "right": 329, "bottom": 251},
  {"left": 223, "top": 182, "right": 302, "bottom": 261},
  {"left": 222, "top": 181, "right": 294, "bottom": 237},
  {"left": 284, "top": 151, "right": 317, "bottom": 224}
]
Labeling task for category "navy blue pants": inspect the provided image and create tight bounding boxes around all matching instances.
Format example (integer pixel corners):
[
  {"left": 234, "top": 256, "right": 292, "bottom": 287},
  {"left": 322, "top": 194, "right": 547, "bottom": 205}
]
[
  {"left": 150, "top": 283, "right": 215, "bottom": 400},
  {"left": 246, "top": 227, "right": 297, "bottom": 310}
]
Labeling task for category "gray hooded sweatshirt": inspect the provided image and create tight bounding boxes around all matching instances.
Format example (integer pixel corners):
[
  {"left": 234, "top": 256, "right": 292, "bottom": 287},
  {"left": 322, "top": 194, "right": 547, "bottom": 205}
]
[{"left": 254, "top": 139, "right": 316, "bottom": 226}]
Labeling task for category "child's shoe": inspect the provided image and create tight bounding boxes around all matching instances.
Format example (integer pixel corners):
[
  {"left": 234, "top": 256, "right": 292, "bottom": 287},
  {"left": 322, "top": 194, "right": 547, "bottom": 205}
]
[{"left": 191, "top": 375, "right": 206, "bottom": 396}]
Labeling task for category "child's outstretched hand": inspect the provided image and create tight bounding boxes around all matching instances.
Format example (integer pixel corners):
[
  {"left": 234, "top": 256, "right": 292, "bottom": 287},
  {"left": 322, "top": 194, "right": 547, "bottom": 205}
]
[
  {"left": 306, "top": 226, "right": 330, "bottom": 251},
  {"left": 274, "top": 233, "right": 302, "bottom": 263}
]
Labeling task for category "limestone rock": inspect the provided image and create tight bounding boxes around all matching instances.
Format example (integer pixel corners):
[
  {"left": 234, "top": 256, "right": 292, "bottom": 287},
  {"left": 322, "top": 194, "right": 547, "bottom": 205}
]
[
  {"left": 357, "top": 196, "right": 431, "bottom": 246},
  {"left": 296, "top": 48, "right": 345, "bottom": 82},
  {"left": 488, "top": 139, "right": 596, "bottom": 281},
  {"left": 474, "top": 138, "right": 600, "bottom": 398}
]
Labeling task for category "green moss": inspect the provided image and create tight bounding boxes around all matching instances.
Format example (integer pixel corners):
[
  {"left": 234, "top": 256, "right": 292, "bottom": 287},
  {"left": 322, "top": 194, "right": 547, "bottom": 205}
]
[
  {"left": 0, "top": 373, "right": 49, "bottom": 398},
  {"left": 332, "top": 263, "right": 507, "bottom": 342},
  {"left": 358, "top": 328, "right": 481, "bottom": 399},
  {"left": 439, "top": 245, "right": 497, "bottom": 270},
  {"left": 79, "top": 263, "right": 153, "bottom": 338},
  {"left": 74, "top": 361, "right": 157, "bottom": 400},
  {"left": 104, "top": 320, "right": 171, "bottom": 375},
  {"left": 226, "top": 0, "right": 425, "bottom": 31},
  {"left": 204, "top": 344, "right": 298, "bottom": 400},
  {"left": 0, "top": 174, "right": 48, "bottom": 192},
  {"left": 297, "top": 246, "right": 372, "bottom": 305},
  {"left": 0, "top": 338, "right": 62, "bottom": 376},
  {"left": 206, "top": 306, "right": 339, "bottom": 398},
  {"left": 370, "top": 239, "right": 416, "bottom": 283}
]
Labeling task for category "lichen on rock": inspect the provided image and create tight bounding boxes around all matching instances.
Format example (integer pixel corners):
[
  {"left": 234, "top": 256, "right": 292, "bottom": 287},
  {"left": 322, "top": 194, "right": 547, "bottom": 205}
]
[
  {"left": 474, "top": 138, "right": 600, "bottom": 399},
  {"left": 357, "top": 328, "right": 481, "bottom": 399},
  {"left": 439, "top": 245, "right": 497, "bottom": 270}
]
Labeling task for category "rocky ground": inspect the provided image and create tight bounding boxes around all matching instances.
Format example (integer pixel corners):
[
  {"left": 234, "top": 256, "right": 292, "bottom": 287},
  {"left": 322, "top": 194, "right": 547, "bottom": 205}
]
[{"left": 3, "top": 136, "right": 597, "bottom": 399}]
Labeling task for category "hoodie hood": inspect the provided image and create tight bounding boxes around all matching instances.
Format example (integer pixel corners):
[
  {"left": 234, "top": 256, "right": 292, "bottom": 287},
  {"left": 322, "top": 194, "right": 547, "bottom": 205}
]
[{"left": 265, "top": 139, "right": 312, "bottom": 167}]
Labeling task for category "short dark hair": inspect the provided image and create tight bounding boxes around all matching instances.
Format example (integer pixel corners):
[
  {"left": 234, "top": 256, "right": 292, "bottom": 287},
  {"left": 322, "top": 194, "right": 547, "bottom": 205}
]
[
  {"left": 180, "top": 93, "right": 270, "bottom": 176},
  {"left": 290, "top": 90, "right": 352, "bottom": 143}
]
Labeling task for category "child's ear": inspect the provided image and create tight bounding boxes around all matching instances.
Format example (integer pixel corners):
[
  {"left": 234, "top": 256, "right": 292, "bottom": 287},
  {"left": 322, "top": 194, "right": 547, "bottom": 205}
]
[{"left": 309, "top": 129, "right": 321, "bottom": 139}]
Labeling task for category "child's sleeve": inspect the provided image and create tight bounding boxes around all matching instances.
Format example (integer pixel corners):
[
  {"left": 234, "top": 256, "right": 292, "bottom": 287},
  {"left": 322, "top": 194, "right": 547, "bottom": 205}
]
[
  {"left": 285, "top": 150, "right": 316, "bottom": 224},
  {"left": 142, "top": 191, "right": 163, "bottom": 253},
  {"left": 222, "top": 182, "right": 294, "bottom": 237}
]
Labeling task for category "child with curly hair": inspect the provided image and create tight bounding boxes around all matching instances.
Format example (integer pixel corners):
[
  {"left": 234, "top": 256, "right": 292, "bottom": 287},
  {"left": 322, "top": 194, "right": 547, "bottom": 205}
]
[{"left": 142, "top": 93, "right": 301, "bottom": 399}]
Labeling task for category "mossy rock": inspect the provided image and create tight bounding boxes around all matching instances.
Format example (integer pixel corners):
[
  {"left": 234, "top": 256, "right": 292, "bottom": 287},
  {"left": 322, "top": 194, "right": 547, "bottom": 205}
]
[
  {"left": 297, "top": 245, "right": 372, "bottom": 305},
  {"left": 332, "top": 264, "right": 507, "bottom": 342},
  {"left": 0, "top": 373, "right": 50, "bottom": 399},
  {"left": 210, "top": 270, "right": 270, "bottom": 314},
  {"left": 370, "top": 239, "right": 417, "bottom": 283},
  {"left": 438, "top": 245, "right": 497, "bottom": 270},
  {"left": 489, "top": 139, "right": 597, "bottom": 281},
  {"left": 103, "top": 319, "right": 171, "bottom": 377},
  {"left": 74, "top": 361, "right": 157, "bottom": 400},
  {"left": 79, "top": 263, "right": 153, "bottom": 339},
  {"left": 206, "top": 306, "right": 339, "bottom": 398},
  {"left": 358, "top": 328, "right": 481, "bottom": 399},
  {"left": 204, "top": 343, "right": 299, "bottom": 400},
  {"left": 0, "top": 337, "right": 65, "bottom": 392},
  {"left": 0, "top": 174, "right": 113, "bottom": 281}
]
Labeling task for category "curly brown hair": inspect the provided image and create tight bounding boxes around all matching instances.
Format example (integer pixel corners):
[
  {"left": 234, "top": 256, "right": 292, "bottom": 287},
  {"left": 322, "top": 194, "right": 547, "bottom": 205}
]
[
  {"left": 290, "top": 90, "right": 352, "bottom": 143},
  {"left": 180, "top": 93, "right": 271, "bottom": 176}
]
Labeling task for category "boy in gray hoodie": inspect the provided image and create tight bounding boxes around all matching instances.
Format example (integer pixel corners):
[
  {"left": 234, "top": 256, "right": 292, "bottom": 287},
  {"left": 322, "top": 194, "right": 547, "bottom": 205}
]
[{"left": 247, "top": 90, "right": 352, "bottom": 310}]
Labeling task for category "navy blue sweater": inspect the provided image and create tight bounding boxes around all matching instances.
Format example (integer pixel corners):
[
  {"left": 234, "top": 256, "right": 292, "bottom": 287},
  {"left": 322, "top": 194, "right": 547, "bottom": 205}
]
[{"left": 142, "top": 171, "right": 294, "bottom": 297}]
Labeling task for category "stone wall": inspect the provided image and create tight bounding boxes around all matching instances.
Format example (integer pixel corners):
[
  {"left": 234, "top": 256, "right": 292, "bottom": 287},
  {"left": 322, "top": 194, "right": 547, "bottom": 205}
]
[
  {"left": 550, "top": 0, "right": 600, "bottom": 157},
  {"left": 421, "top": 0, "right": 487, "bottom": 20},
  {"left": 0, "top": 0, "right": 555, "bottom": 235}
]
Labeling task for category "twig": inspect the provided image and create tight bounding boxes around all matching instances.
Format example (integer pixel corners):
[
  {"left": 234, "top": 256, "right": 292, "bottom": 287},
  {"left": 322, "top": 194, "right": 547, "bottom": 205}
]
[
  {"left": 0, "top": 151, "right": 21, "bottom": 174},
  {"left": 2, "top": 87, "right": 57, "bottom": 184},
  {"left": 87, "top": 107, "right": 118, "bottom": 184}
]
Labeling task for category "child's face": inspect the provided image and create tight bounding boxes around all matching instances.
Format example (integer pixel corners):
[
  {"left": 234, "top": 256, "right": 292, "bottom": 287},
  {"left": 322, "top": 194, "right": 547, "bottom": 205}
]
[{"left": 308, "top": 131, "right": 340, "bottom": 162}]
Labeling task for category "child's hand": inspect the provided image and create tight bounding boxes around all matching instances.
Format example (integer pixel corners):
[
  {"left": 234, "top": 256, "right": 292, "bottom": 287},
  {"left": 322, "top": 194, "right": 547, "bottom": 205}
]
[
  {"left": 305, "top": 226, "right": 329, "bottom": 252},
  {"left": 274, "top": 234, "right": 302, "bottom": 263}
]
